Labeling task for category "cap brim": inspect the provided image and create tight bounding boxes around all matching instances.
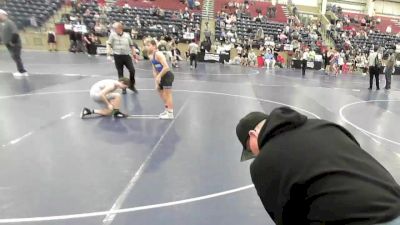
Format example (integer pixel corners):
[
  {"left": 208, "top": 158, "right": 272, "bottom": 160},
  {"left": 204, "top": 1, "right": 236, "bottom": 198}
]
[{"left": 240, "top": 148, "right": 255, "bottom": 162}]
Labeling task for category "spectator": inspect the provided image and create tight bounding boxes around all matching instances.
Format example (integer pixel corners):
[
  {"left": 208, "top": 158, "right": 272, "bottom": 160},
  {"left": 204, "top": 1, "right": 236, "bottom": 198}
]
[
  {"left": 47, "top": 30, "right": 57, "bottom": 51},
  {"left": 236, "top": 45, "right": 243, "bottom": 57},
  {"left": 248, "top": 50, "right": 257, "bottom": 67},
  {"left": 131, "top": 28, "right": 138, "bottom": 40},
  {"left": 264, "top": 49, "right": 275, "bottom": 69},
  {"left": 386, "top": 25, "right": 392, "bottom": 34},
  {"left": 384, "top": 50, "right": 396, "bottom": 90},
  {"left": 276, "top": 53, "right": 285, "bottom": 68}
]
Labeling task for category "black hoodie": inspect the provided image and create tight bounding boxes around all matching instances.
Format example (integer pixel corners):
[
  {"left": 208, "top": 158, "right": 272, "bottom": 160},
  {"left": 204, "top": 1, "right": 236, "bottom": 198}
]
[{"left": 250, "top": 107, "right": 400, "bottom": 225}]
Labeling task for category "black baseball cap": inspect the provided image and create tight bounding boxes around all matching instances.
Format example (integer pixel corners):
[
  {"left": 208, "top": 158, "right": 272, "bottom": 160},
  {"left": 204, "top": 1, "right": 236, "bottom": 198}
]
[{"left": 236, "top": 112, "right": 268, "bottom": 162}]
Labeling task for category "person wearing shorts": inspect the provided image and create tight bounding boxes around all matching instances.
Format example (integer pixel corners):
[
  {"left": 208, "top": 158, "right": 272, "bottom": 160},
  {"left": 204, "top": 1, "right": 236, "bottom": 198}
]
[
  {"left": 80, "top": 78, "right": 130, "bottom": 118},
  {"left": 144, "top": 38, "right": 175, "bottom": 119}
]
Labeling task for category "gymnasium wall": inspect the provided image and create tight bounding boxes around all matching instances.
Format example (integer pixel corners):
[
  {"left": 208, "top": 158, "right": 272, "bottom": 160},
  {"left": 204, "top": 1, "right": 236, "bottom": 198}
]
[{"left": 375, "top": 0, "right": 400, "bottom": 15}]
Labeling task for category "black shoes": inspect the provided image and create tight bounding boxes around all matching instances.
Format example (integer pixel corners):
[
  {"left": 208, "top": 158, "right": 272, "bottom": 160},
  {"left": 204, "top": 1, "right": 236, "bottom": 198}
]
[
  {"left": 368, "top": 87, "right": 380, "bottom": 90},
  {"left": 128, "top": 85, "right": 138, "bottom": 93},
  {"left": 113, "top": 111, "right": 128, "bottom": 118},
  {"left": 80, "top": 107, "right": 92, "bottom": 119}
]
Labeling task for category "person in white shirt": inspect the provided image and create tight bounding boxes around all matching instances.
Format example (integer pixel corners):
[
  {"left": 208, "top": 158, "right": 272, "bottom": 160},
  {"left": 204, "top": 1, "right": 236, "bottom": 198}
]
[
  {"left": 367, "top": 47, "right": 382, "bottom": 90},
  {"left": 386, "top": 25, "right": 392, "bottom": 34},
  {"left": 338, "top": 55, "right": 344, "bottom": 74},
  {"left": 301, "top": 48, "right": 309, "bottom": 76},
  {"left": 236, "top": 45, "right": 243, "bottom": 57},
  {"left": 188, "top": 39, "right": 199, "bottom": 69}
]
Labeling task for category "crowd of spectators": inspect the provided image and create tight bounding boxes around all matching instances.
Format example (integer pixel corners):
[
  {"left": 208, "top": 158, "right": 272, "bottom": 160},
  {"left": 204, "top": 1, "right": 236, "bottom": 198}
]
[{"left": 325, "top": 4, "right": 400, "bottom": 74}]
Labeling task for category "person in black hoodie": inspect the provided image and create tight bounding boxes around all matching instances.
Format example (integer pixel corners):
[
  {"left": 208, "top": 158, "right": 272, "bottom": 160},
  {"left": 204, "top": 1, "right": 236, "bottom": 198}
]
[{"left": 236, "top": 107, "right": 400, "bottom": 225}]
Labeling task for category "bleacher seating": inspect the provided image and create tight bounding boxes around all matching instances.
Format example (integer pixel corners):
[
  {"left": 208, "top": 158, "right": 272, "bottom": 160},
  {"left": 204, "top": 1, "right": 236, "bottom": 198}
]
[
  {"left": 116, "top": 0, "right": 203, "bottom": 12},
  {"left": 0, "top": 0, "right": 64, "bottom": 29},
  {"left": 215, "top": 13, "right": 285, "bottom": 47},
  {"left": 327, "top": 9, "right": 400, "bottom": 52},
  {"left": 215, "top": 0, "right": 287, "bottom": 23},
  {"left": 342, "top": 12, "right": 400, "bottom": 34},
  {"left": 79, "top": 2, "right": 201, "bottom": 42},
  {"left": 331, "top": 29, "right": 400, "bottom": 52}
]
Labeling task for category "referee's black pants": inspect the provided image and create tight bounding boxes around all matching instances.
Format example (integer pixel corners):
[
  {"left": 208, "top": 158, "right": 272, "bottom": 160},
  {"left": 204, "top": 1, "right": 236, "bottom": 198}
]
[
  {"left": 6, "top": 44, "right": 26, "bottom": 73},
  {"left": 301, "top": 59, "right": 307, "bottom": 76},
  {"left": 113, "top": 54, "right": 136, "bottom": 86},
  {"left": 369, "top": 66, "right": 380, "bottom": 89},
  {"left": 190, "top": 53, "right": 197, "bottom": 68}
]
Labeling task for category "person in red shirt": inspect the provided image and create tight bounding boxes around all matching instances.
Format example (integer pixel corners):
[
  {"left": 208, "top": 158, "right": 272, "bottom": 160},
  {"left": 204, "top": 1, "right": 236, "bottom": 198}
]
[{"left": 276, "top": 54, "right": 285, "bottom": 68}]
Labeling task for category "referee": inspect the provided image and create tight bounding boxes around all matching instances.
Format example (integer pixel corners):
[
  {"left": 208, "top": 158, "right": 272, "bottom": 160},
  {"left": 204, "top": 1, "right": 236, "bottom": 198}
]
[{"left": 107, "top": 22, "right": 138, "bottom": 94}]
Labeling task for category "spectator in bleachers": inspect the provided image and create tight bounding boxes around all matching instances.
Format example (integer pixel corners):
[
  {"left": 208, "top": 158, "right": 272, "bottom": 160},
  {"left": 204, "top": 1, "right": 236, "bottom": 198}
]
[
  {"left": 131, "top": 27, "right": 138, "bottom": 40},
  {"left": 255, "top": 27, "right": 264, "bottom": 41},
  {"left": 84, "top": 8, "right": 91, "bottom": 17},
  {"left": 194, "top": 0, "right": 201, "bottom": 9},
  {"left": 178, "top": 9, "right": 184, "bottom": 19},
  {"left": 276, "top": 53, "right": 285, "bottom": 68},
  {"left": 236, "top": 45, "right": 243, "bottom": 57},
  {"left": 123, "top": 3, "right": 130, "bottom": 10},
  {"left": 134, "top": 15, "right": 142, "bottom": 28},
  {"left": 264, "top": 49, "right": 275, "bottom": 69},
  {"left": 0, "top": 9, "right": 28, "bottom": 76},
  {"left": 194, "top": 24, "right": 201, "bottom": 42},
  {"left": 248, "top": 50, "right": 257, "bottom": 67},
  {"left": 361, "top": 17, "right": 366, "bottom": 26},
  {"left": 30, "top": 16, "right": 38, "bottom": 28},
  {"left": 93, "top": 11, "right": 100, "bottom": 20},
  {"left": 279, "top": 32, "right": 287, "bottom": 44},
  {"left": 183, "top": 7, "right": 190, "bottom": 19},
  {"left": 157, "top": 7, "right": 165, "bottom": 19},
  {"left": 239, "top": 48, "right": 248, "bottom": 66},
  {"left": 386, "top": 25, "right": 392, "bottom": 34},
  {"left": 186, "top": 0, "right": 194, "bottom": 9}
]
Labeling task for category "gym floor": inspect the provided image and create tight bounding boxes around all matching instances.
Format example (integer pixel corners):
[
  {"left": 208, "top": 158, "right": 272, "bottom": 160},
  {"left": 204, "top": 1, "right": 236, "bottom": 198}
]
[{"left": 0, "top": 51, "right": 399, "bottom": 225}]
